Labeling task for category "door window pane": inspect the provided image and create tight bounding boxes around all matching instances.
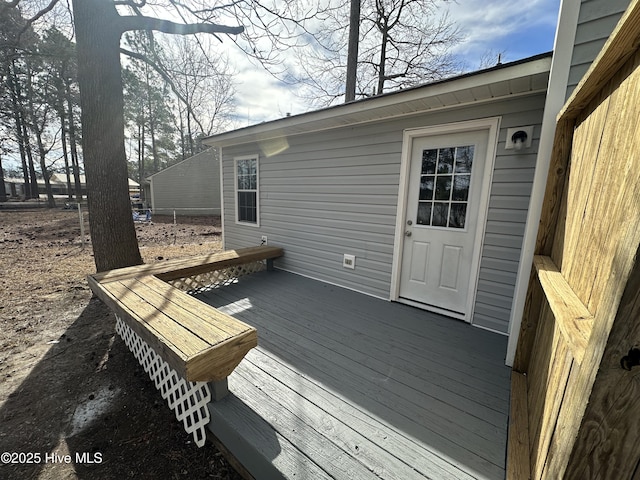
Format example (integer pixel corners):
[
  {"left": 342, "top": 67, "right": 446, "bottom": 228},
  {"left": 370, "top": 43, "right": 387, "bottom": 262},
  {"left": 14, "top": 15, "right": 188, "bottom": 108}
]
[
  {"left": 452, "top": 175, "right": 470, "bottom": 201},
  {"left": 416, "top": 145, "right": 474, "bottom": 229},
  {"left": 417, "top": 202, "right": 432, "bottom": 225},
  {"left": 432, "top": 202, "right": 449, "bottom": 227},
  {"left": 454, "top": 146, "right": 474, "bottom": 173},
  {"left": 420, "top": 176, "right": 434, "bottom": 200},
  {"left": 437, "top": 148, "right": 455, "bottom": 174},
  {"left": 422, "top": 149, "right": 437, "bottom": 174},
  {"left": 435, "top": 175, "right": 452, "bottom": 201},
  {"left": 449, "top": 204, "right": 467, "bottom": 229}
]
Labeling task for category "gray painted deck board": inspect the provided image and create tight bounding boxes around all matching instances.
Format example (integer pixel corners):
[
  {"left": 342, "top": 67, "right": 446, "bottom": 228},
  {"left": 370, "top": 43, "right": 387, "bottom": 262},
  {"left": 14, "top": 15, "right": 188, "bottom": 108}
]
[{"left": 197, "top": 271, "right": 510, "bottom": 480}]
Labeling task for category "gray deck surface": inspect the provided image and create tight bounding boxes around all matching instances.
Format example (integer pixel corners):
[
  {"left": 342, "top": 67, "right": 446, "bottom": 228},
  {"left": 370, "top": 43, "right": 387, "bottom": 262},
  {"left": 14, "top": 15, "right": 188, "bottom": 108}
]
[{"left": 196, "top": 270, "right": 510, "bottom": 480}]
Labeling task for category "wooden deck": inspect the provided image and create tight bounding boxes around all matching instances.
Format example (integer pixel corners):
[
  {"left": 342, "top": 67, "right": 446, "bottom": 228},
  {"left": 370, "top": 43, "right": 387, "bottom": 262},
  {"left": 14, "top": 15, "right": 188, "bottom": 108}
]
[{"left": 196, "top": 270, "right": 511, "bottom": 480}]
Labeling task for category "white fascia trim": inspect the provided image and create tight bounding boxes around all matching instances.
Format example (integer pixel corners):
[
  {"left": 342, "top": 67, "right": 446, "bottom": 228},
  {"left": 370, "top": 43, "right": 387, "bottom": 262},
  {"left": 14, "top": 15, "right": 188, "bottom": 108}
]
[
  {"left": 505, "top": 0, "right": 581, "bottom": 367},
  {"left": 205, "top": 57, "right": 551, "bottom": 148}
]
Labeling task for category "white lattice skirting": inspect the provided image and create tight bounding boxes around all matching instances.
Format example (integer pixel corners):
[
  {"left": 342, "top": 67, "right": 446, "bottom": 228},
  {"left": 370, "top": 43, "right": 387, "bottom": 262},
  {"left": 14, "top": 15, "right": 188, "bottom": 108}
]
[
  {"left": 115, "top": 315, "right": 211, "bottom": 447},
  {"left": 167, "top": 260, "right": 266, "bottom": 294}
]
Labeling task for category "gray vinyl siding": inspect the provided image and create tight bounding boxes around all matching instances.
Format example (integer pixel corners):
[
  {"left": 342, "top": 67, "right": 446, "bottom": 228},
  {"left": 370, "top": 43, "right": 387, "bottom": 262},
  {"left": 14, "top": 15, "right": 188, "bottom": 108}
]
[
  {"left": 566, "top": 0, "right": 629, "bottom": 97},
  {"left": 149, "top": 149, "right": 221, "bottom": 216},
  {"left": 222, "top": 93, "right": 546, "bottom": 334}
]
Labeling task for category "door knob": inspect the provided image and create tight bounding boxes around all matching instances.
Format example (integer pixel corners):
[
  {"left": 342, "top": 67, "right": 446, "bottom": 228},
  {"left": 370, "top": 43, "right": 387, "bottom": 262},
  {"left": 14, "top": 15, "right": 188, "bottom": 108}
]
[{"left": 405, "top": 231, "right": 412, "bottom": 237}]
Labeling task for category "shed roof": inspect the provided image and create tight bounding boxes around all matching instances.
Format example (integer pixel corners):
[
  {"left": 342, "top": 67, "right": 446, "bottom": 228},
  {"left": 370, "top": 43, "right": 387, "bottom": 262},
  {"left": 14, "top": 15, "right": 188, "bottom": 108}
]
[
  {"left": 146, "top": 148, "right": 215, "bottom": 181},
  {"left": 204, "top": 52, "right": 552, "bottom": 148}
]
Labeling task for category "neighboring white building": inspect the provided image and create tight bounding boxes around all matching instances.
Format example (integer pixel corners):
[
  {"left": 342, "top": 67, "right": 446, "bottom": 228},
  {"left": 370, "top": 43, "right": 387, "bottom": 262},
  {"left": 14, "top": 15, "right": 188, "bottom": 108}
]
[
  {"left": 47, "top": 173, "right": 139, "bottom": 198},
  {"left": 3, "top": 177, "right": 26, "bottom": 198},
  {"left": 146, "top": 149, "right": 221, "bottom": 216}
]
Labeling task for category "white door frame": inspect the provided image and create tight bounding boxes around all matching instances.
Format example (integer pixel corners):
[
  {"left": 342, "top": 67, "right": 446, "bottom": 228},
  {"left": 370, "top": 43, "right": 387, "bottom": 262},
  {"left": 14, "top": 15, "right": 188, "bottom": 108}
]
[{"left": 390, "top": 117, "right": 501, "bottom": 323}]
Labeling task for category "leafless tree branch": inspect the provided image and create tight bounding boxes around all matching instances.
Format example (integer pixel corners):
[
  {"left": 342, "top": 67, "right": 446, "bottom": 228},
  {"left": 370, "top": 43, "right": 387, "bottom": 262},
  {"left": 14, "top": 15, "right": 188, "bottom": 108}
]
[
  {"left": 120, "top": 46, "right": 208, "bottom": 134},
  {"left": 118, "top": 15, "right": 243, "bottom": 36}
]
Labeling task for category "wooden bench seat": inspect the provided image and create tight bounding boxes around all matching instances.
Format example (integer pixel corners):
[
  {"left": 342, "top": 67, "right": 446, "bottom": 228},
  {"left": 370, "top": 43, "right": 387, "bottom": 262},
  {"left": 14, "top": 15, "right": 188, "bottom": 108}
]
[
  {"left": 92, "top": 245, "right": 284, "bottom": 283},
  {"left": 87, "top": 245, "right": 283, "bottom": 383}
]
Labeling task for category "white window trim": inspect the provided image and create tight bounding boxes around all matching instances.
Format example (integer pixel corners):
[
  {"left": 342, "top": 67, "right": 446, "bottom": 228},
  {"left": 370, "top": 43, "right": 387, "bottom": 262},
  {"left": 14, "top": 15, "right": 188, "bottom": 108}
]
[{"left": 234, "top": 154, "right": 260, "bottom": 228}]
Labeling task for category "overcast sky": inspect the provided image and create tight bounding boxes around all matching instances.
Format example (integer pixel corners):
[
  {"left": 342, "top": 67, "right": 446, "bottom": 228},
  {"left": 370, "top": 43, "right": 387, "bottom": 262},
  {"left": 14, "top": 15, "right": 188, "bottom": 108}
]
[{"left": 221, "top": 0, "right": 561, "bottom": 127}]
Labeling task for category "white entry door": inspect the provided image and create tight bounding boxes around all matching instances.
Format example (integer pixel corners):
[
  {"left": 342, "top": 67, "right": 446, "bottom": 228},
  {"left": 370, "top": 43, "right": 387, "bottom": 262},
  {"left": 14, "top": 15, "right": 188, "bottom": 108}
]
[{"left": 398, "top": 128, "right": 491, "bottom": 319}]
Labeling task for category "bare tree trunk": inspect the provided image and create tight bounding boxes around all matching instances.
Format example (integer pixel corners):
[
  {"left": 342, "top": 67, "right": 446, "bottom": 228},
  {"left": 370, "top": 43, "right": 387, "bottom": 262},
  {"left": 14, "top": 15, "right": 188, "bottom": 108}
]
[
  {"left": 345, "top": 0, "right": 360, "bottom": 102},
  {"left": 145, "top": 63, "right": 159, "bottom": 173},
  {"left": 0, "top": 154, "right": 7, "bottom": 202},
  {"left": 138, "top": 121, "right": 145, "bottom": 187},
  {"left": 376, "top": 25, "right": 389, "bottom": 95},
  {"left": 186, "top": 110, "right": 194, "bottom": 157},
  {"left": 65, "top": 80, "right": 83, "bottom": 201},
  {"left": 73, "top": 0, "right": 142, "bottom": 272},
  {"left": 179, "top": 107, "right": 186, "bottom": 161},
  {"left": 12, "top": 108, "right": 30, "bottom": 198},
  {"left": 38, "top": 153, "right": 56, "bottom": 207},
  {"left": 184, "top": 80, "right": 194, "bottom": 157},
  {"left": 58, "top": 106, "right": 73, "bottom": 200},
  {"left": 23, "top": 121, "right": 39, "bottom": 200}
]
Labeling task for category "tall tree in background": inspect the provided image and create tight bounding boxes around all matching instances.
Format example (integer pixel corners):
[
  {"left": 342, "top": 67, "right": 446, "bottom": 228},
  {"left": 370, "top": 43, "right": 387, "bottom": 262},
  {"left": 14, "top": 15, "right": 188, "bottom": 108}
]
[
  {"left": 0, "top": 4, "right": 38, "bottom": 199},
  {"left": 123, "top": 58, "right": 177, "bottom": 186},
  {"left": 23, "top": 55, "right": 58, "bottom": 207},
  {"left": 41, "top": 27, "right": 82, "bottom": 201},
  {"left": 345, "top": 0, "right": 361, "bottom": 102},
  {"left": 297, "top": 0, "right": 461, "bottom": 106},
  {"left": 0, "top": 140, "right": 7, "bottom": 202},
  {"left": 5, "top": 0, "right": 346, "bottom": 271},
  {"left": 6, "top": 58, "right": 40, "bottom": 199},
  {"left": 163, "top": 36, "right": 237, "bottom": 159}
]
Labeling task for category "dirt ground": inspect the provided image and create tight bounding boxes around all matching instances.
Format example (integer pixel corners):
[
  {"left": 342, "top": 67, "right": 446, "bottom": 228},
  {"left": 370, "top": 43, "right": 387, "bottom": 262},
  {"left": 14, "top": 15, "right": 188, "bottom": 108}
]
[{"left": 0, "top": 207, "right": 244, "bottom": 480}]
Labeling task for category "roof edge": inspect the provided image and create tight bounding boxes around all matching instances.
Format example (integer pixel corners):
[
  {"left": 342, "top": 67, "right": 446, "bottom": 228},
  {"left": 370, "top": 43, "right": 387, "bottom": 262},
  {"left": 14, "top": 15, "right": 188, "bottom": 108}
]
[{"left": 205, "top": 52, "right": 552, "bottom": 147}]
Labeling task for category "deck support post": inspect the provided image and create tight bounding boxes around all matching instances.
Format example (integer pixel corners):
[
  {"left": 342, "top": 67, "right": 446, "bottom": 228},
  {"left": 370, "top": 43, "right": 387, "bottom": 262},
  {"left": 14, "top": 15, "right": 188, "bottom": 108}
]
[{"left": 209, "top": 379, "right": 229, "bottom": 401}]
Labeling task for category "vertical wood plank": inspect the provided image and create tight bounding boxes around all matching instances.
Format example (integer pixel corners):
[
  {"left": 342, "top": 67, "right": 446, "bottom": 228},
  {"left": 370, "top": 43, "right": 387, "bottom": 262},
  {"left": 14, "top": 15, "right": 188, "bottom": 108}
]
[
  {"left": 550, "top": 89, "right": 610, "bottom": 273},
  {"left": 531, "top": 336, "right": 573, "bottom": 480},
  {"left": 507, "top": 371, "right": 530, "bottom": 480},
  {"left": 526, "top": 302, "right": 557, "bottom": 452},
  {"left": 525, "top": 303, "right": 573, "bottom": 480},
  {"left": 513, "top": 268, "right": 544, "bottom": 374}
]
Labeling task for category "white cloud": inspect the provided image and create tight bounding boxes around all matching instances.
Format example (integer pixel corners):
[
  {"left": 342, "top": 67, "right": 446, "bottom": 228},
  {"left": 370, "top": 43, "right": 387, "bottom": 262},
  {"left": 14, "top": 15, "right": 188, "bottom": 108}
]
[
  {"left": 448, "top": 0, "right": 560, "bottom": 67},
  {"left": 231, "top": 60, "right": 306, "bottom": 126}
]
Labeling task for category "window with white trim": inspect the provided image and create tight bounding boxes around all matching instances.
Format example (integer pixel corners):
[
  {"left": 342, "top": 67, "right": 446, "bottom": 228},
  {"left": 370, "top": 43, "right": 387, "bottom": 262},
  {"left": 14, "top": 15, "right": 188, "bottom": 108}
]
[{"left": 235, "top": 155, "right": 259, "bottom": 225}]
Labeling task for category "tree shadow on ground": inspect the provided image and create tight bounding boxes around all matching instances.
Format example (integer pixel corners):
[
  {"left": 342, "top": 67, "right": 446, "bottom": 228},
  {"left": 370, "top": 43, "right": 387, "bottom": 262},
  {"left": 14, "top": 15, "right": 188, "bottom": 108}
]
[{"left": 0, "top": 297, "right": 241, "bottom": 480}]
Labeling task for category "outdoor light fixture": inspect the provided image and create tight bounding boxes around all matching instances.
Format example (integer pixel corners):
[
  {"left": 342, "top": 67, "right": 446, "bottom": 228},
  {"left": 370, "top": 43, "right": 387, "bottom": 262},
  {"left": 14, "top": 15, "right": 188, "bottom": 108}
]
[
  {"left": 505, "top": 126, "right": 534, "bottom": 151},
  {"left": 511, "top": 130, "right": 528, "bottom": 151}
]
